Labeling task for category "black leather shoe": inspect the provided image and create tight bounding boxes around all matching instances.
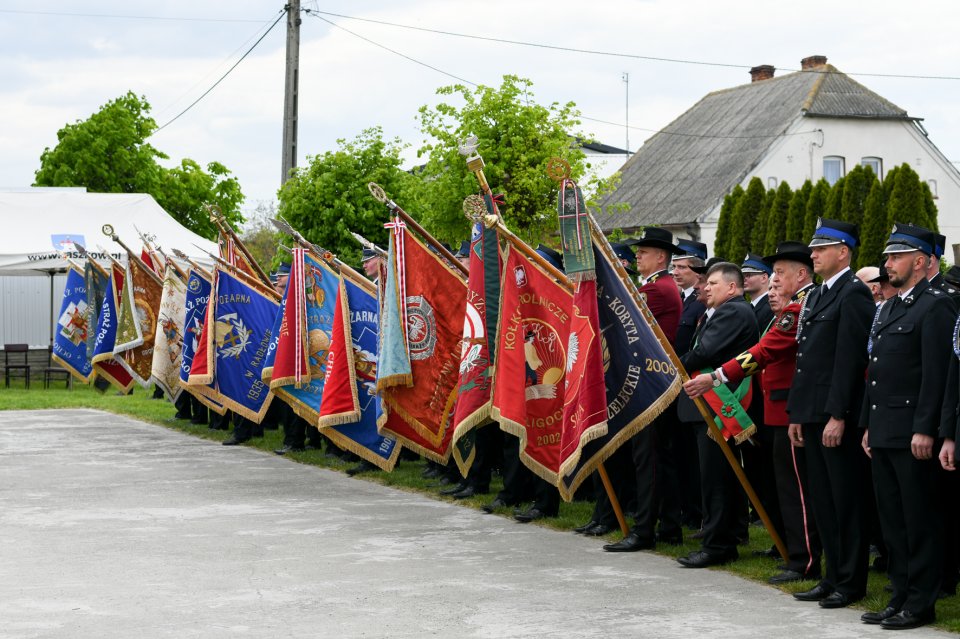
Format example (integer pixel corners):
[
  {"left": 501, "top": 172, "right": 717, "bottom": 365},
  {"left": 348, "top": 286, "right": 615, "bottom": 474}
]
[
  {"left": 819, "top": 591, "right": 863, "bottom": 609},
  {"left": 752, "top": 546, "right": 778, "bottom": 559},
  {"left": 221, "top": 436, "right": 248, "bottom": 446},
  {"left": 274, "top": 445, "right": 305, "bottom": 455},
  {"left": 514, "top": 508, "right": 550, "bottom": 523},
  {"left": 346, "top": 461, "right": 377, "bottom": 476},
  {"left": 439, "top": 482, "right": 468, "bottom": 495},
  {"left": 861, "top": 607, "right": 900, "bottom": 625},
  {"left": 451, "top": 485, "right": 478, "bottom": 499},
  {"left": 603, "top": 533, "right": 654, "bottom": 552},
  {"left": 481, "top": 498, "right": 508, "bottom": 513},
  {"left": 677, "top": 549, "right": 736, "bottom": 568},
  {"left": 656, "top": 532, "right": 683, "bottom": 545},
  {"left": 768, "top": 570, "right": 819, "bottom": 585},
  {"left": 880, "top": 609, "right": 935, "bottom": 630},
  {"left": 421, "top": 466, "right": 439, "bottom": 479},
  {"left": 584, "top": 523, "right": 615, "bottom": 537},
  {"left": 793, "top": 583, "right": 833, "bottom": 602},
  {"left": 573, "top": 520, "right": 600, "bottom": 534}
]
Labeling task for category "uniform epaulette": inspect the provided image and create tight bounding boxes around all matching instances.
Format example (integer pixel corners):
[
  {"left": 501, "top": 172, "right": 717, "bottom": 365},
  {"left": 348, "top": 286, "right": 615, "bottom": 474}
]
[
  {"left": 647, "top": 273, "right": 661, "bottom": 284},
  {"left": 924, "top": 287, "right": 943, "bottom": 297}
]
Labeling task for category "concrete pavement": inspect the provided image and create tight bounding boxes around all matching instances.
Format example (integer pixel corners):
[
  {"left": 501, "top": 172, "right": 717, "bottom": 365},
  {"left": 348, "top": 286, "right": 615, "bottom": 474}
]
[{"left": 0, "top": 409, "right": 949, "bottom": 638}]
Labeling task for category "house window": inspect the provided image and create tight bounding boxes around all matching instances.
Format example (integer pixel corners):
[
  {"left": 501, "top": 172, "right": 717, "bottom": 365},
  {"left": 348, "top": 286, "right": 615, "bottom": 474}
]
[
  {"left": 861, "top": 157, "right": 882, "bottom": 179},
  {"left": 767, "top": 177, "right": 778, "bottom": 189},
  {"left": 823, "top": 156, "right": 845, "bottom": 185},
  {"left": 929, "top": 179, "right": 938, "bottom": 198}
]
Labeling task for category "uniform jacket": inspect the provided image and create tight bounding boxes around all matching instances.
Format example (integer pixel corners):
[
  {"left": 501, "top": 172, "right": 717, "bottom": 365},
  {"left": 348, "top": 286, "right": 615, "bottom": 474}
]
[
  {"left": 639, "top": 270, "right": 682, "bottom": 343},
  {"left": 678, "top": 296, "right": 759, "bottom": 422},
  {"left": 786, "top": 269, "right": 873, "bottom": 425},
  {"left": 675, "top": 290, "right": 706, "bottom": 356},
  {"left": 862, "top": 278, "right": 955, "bottom": 448},
  {"left": 720, "top": 302, "right": 800, "bottom": 426},
  {"left": 752, "top": 294, "right": 775, "bottom": 334},
  {"left": 931, "top": 272, "right": 960, "bottom": 301}
]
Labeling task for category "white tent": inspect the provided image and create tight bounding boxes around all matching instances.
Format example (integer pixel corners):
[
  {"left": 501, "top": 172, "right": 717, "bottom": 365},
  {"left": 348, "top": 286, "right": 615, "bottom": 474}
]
[
  {"left": 0, "top": 188, "right": 218, "bottom": 274},
  {"left": 0, "top": 188, "right": 220, "bottom": 347}
]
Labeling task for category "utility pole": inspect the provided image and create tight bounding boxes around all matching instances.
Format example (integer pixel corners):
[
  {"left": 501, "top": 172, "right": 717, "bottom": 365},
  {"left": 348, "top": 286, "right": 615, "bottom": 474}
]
[
  {"left": 622, "top": 72, "right": 630, "bottom": 157},
  {"left": 281, "top": 0, "right": 301, "bottom": 185}
]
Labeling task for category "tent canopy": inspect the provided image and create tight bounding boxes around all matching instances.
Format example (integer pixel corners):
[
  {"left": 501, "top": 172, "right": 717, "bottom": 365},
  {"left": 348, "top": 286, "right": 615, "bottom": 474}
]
[{"left": 0, "top": 188, "right": 219, "bottom": 275}]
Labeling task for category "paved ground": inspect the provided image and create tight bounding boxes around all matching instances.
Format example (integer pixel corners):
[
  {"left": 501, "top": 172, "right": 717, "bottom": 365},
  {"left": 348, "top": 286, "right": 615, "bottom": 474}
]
[{"left": 0, "top": 409, "right": 950, "bottom": 638}]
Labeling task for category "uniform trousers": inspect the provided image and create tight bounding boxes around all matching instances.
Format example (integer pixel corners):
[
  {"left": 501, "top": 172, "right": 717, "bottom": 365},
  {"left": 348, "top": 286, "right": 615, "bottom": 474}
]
[
  {"left": 801, "top": 421, "right": 868, "bottom": 597},
  {"left": 589, "top": 443, "right": 636, "bottom": 527},
  {"left": 771, "top": 427, "right": 821, "bottom": 574},
  {"left": 695, "top": 422, "right": 745, "bottom": 556}
]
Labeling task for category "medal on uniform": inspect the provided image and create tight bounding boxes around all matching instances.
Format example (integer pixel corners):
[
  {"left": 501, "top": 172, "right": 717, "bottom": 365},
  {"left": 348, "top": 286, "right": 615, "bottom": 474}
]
[{"left": 867, "top": 302, "right": 883, "bottom": 355}]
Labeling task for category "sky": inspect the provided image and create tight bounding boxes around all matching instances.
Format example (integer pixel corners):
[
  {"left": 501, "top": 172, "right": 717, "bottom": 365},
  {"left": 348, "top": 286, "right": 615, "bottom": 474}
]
[{"left": 3, "top": 0, "right": 960, "bottom": 227}]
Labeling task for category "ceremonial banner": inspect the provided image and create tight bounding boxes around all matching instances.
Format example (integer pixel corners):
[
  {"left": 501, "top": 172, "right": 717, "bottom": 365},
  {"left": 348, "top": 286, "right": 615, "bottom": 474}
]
[
  {"left": 491, "top": 245, "right": 574, "bottom": 483},
  {"left": 557, "top": 233, "right": 682, "bottom": 500},
  {"left": 114, "top": 258, "right": 163, "bottom": 387},
  {"left": 90, "top": 264, "right": 135, "bottom": 393},
  {"left": 376, "top": 221, "right": 412, "bottom": 389},
  {"left": 377, "top": 227, "right": 467, "bottom": 462},
  {"left": 269, "top": 251, "right": 339, "bottom": 422},
  {"left": 449, "top": 215, "right": 502, "bottom": 474},
  {"left": 203, "top": 268, "right": 279, "bottom": 421},
  {"left": 150, "top": 265, "right": 187, "bottom": 402},
  {"left": 180, "top": 269, "right": 225, "bottom": 414},
  {"left": 83, "top": 262, "right": 108, "bottom": 361},
  {"left": 318, "top": 270, "right": 400, "bottom": 471},
  {"left": 51, "top": 264, "right": 94, "bottom": 383}
]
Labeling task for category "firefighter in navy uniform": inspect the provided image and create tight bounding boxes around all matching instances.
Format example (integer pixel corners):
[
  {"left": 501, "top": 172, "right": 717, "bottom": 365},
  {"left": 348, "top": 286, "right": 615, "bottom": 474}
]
[
  {"left": 789, "top": 218, "right": 874, "bottom": 609},
  {"left": 859, "top": 224, "right": 954, "bottom": 630}
]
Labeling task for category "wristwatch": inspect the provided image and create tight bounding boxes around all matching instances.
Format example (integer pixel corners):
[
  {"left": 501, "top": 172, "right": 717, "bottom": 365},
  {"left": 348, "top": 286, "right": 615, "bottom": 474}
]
[{"left": 711, "top": 371, "right": 722, "bottom": 388}]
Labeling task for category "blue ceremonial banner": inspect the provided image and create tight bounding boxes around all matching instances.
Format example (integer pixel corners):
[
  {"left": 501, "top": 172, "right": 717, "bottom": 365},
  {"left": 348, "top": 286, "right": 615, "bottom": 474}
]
[
  {"left": 271, "top": 253, "right": 340, "bottom": 422},
  {"left": 89, "top": 265, "right": 135, "bottom": 393},
  {"left": 52, "top": 265, "right": 94, "bottom": 383},
  {"left": 558, "top": 240, "right": 682, "bottom": 500},
  {"left": 376, "top": 226, "right": 412, "bottom": 389},
  {"left": 319, "top": 271, "right": 400, "bottom": 471},
  {"left": 209, "top": 269, "right": 279, "bottom": 422},
  {"left": 178, "top": 269, "right": 225, "bottom": 415},
  {"left": 83, "top": 262, "right": 108, "bottom": 361}
]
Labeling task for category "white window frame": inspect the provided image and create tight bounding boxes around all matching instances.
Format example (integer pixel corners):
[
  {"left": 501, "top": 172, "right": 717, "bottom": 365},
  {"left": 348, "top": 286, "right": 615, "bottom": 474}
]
[
  {"left": 823, "top": 156, "right": 845, "bottom": 185},
  {"left": 861, "top": 157, "right": 882, "bottom": 180},
  {"left": 929, "top": 179, "right": 938, "bottom": 198}
]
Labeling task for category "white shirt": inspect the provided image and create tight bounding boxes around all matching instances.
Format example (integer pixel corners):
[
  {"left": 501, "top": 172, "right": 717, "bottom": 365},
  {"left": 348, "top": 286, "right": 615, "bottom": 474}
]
[
  {"left": 751, "top": 291, "right": 769, "bottom": 307},
  {"left": 822, "top": 266, "right": 851, "bottom": 291}
]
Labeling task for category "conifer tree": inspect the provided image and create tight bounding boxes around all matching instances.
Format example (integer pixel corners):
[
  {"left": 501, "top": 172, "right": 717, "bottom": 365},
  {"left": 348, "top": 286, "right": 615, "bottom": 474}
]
[
  {"left": 857, "top": 179, "right": 888, "bottom": 269},
  {"left": 730, "top": 178, "right": 765, "bottom": 262},
  {"left": 714, "top": 185, "right": 743, "bottom": 261},
  {"left": 887, "top": 163, "right": 927, "bottom": 230},
  {"left": 921, "top": 181, "right": 940, "bottom": 232},
  {"left": 803, "top": 179, "right": 830, "bottom": 243},
  {"left": 751, "top": 187, "right": 774, "bottom": 253},
  {"left": 764, "top": 180, "right": 793, "bottom": 255},
  {"left": 824, "top": 175, "right": 845, "bottom": 220},
  {"left": 840, "top": 164, "right": 877, "bottom": 229},
  {"left": 786, "top": 180, "right": 812, "bottom": 241}
]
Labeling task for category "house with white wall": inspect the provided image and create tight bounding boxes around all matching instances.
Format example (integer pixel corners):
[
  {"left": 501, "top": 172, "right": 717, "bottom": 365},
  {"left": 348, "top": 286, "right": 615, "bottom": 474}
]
[{"left": 597, "top": 55, "right": 960, "bottom": 263}]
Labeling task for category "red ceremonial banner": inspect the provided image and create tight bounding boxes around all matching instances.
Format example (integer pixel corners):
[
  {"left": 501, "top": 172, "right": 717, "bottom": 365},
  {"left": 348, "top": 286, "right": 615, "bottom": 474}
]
[
  {"left": 378, "top": 232, "right": 467, "bottom": 463},
  {"left": 317, "top": 282, "right": 359, "bottom": 425},
  {"left": 491, "top": 245, "right": 574, "bottom": 484}
]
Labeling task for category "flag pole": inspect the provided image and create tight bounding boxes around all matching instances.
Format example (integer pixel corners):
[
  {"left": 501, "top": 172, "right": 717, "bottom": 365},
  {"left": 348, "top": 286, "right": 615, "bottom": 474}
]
[
  {"left": 100, "top": 225, "right": 164, "bottom": 287},
  {"left": 586, "top": 212, "right": 788, "bottom": 562},
  {"left": 191, "top": 244, "right": 281, "bottom": 303},
  {"left": 269, "top": 217, "right": 372, "bottom": 290},
  {"left": 170, "top": 248, "right": 212, "bottom": 280},
  {"left": 206, "top": 204, "right": 272, "bottom": 286},
  {"left": 74, "top": 244, "right": 109, "bottom": 279},
  {"left": 366, "top": 183, "right": 469, "bottom": 280}
]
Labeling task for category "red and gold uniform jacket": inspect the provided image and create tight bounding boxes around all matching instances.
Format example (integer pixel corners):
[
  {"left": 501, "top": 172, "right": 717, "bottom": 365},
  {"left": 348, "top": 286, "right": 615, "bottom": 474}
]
[{"left": 719, "top": 301, "right": 800, "bottom": 426}]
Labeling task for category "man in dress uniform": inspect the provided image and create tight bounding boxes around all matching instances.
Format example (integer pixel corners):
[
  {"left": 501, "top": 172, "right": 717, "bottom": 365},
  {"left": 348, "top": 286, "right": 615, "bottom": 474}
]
[
  {"left": 674, "top": 262, "right": 758, "bottom": 567},
  {"left": 789, "top": 218, "right": 874, "bottom": 609},
  {"left": 859, "top": 224, "right": 954, "bottom": 630},
  {"left": 684, "top": 241, "right": 821, "bottom": 583},
  {"left": 603, "top": 227, "right": 683, "bottom": 551}
]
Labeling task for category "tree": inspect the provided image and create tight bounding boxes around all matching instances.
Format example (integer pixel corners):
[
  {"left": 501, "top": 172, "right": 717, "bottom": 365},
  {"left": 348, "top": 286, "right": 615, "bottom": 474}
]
[
  {"left": 803, "top": 179, "right": 831, "bottom": 243},
  {"left": 887, "top": 163, "right": 927, "bottom": 231},
  {"left": 858, "top": 179, "right": 888, "bottom": 269},
  {"left": 713, "top": 185, "right": 743, "bottom": 261},
  {"left": 763, "top": 181, "right": 793, "bottom": 255},
  {"left": 751, "top": 187, "right": 774, "bottom": 254},
  {"left": 824, "top": 175, "right": 845, "bottom": 220},
  {"left": 277, "top": 127, "right": 417, "bottom": 267},
  {"left": 839, "top": 164, "right": 877, "bottom": 229},
  {"left": 786, "top": 180, "right": 812, "bottom": 242},
  {"left": 240, "top": 201, "right": 281, "bottom": 272},
  {"left": 729, "top": 178, "right": 766, "bottom": 263},
  {"left": 411, "top": 75, "right": 590, "bottom": 245},
  {"left": 34, "top": 91, "right": 243, "bottom": 239},
  {"left": 921, "top": 181, "right": 940, "bottom": 232}
]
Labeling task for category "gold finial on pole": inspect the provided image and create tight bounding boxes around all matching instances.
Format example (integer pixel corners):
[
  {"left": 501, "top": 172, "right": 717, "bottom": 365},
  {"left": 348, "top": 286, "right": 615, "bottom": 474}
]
[{"left": 546, "top": 157, "right": 571, "bottom": 182}]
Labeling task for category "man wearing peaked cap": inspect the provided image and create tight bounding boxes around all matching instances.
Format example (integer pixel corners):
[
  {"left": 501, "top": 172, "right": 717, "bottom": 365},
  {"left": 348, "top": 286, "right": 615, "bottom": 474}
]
[
  {"left": 925, "top": 231, "right": 960, "bottom": 300},
  {"left": 742, "top": 254, "right": 774, "bottom": 331},
  {"left": 610, "top": 242, "right": 638, "bottom": 276},
  {"left": 361, "top": 246, "right": 384, "bottom": 280},
  {"left": 860, "top": 223, "right": 954, "bottom": 629},
  {"left": 534, "top": 244, "right": 564, "bottom": 272},
  {"left": 789, "top": 217, "right": 875, "bottom": 609}
]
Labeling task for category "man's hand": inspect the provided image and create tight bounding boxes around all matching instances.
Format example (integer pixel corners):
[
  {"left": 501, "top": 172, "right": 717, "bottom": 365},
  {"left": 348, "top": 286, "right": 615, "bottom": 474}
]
[
  {"left": 940, "top": 439, "right": 956, "bottom": 471},
  {"left": 912, "top": 433, "right": 934, "bottom": 460},
  {"left": 788, "top": 423, "right": 804, "bottom": 447},
  {"left": 861, "top": 429, "right": 871, "bottom": 459},
  {"left": 683, "top": 374, "right": 714, "bottom": 399},
  {"left": 822, "top": 417, "right": 845, "bottom": 448}
]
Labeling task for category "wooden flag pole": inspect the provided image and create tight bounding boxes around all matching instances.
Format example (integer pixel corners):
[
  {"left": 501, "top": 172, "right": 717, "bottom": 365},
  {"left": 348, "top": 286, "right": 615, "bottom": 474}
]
[
  {"left": 269, "top": 217, "right": 372, "bottom": 290},
  {"left": 191, "top": 244, "right": 281, "bottom": 303},
  {"left": 170, "top": 248, "right": 212, "bottom": 280},
  {"left": 587, "top": 212, "right": 788, "bottom": 562},
  {"left": 74, "top": 244, "right": 109, "bottom": 279},
  {"left": 206, "top": 205, "right": 272, "bottom": 286},
  {"left": 100, "top": 225, "right": 164, "bottom": 287},
  {"left": 366, "top": 183, "right": 469, "bottom": 280}
]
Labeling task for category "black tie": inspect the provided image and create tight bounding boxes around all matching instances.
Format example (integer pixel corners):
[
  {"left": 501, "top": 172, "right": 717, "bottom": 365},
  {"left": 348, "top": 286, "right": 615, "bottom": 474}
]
[
  {"left": 881, "top": 296, "right": 901, "bottom": 322},
  {"left": 680, "top": 290, "right": 686, "bottom": 301},
  {"left": 821, "top": 283, "right": 829, "bottom": 297}
]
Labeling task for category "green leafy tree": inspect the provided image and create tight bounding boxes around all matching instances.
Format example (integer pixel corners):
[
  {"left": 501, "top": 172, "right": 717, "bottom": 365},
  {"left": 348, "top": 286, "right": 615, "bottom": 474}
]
[
  {"left": 763, "top": 181, "right": 793, "bottom": 255},
  {"left": 411, "top": 75, "right": 589, "bottom": 245},
  {"left": 786, "top": 180, "right": 812, "bottom": 241},
  {"left": 277, "top": 127, "right": 417, "bottom": 267},
  {"left": 729, "top": 178, "right": 765, "bottom": 263},
  {"left": 713, "top": 185, "right": 744, "bottom": 260},
  {"left": 34, "top": 91, "right": 243, "bottom": 239},
  {"left": 240, "top": 201, "right": 281, "bottom": 272},
  {"left": 839, "top": 164, "right": 877, "bottom": 229},
  {"left": 803, "top": 179, "right": 831, "bottom": 243},
  {"left": 858, "top": 179, "right": 889, "bottom": 269}
]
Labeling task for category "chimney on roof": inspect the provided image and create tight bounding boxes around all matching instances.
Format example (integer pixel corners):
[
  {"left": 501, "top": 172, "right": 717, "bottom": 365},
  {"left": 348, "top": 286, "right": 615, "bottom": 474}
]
[
  {"left": 749, "top": 65, "right": 776, "bottom": 82},
  {"left": 801, "top": 55, "right": 828, "bottom": 70}
]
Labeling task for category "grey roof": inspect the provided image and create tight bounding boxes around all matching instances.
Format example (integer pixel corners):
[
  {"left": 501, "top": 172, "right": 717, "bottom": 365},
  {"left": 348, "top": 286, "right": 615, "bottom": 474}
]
[{"left": 597, "top": 66, "right": 912, "bottom": 231}]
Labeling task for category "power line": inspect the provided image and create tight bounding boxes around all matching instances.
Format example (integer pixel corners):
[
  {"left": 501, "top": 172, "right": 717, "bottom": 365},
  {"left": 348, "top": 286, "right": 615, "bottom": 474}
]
[
  {"left": 305, "top": 9, "right": 960, "bottom": 82},
  {"left": 0, "top": 8, "right": 266, "bottom": 23},
  {"left": 154, "top": 10, "right": 286, "bottom": 133}
]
